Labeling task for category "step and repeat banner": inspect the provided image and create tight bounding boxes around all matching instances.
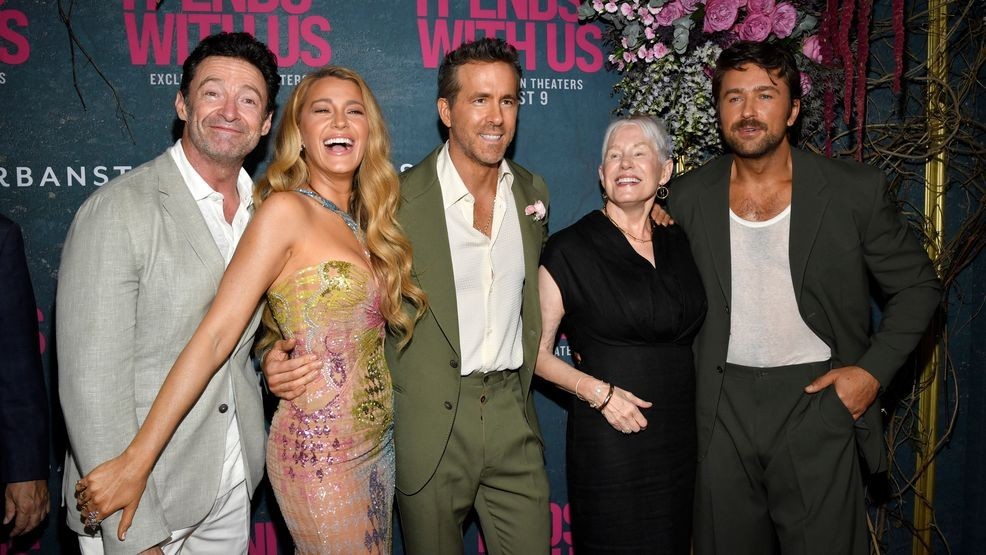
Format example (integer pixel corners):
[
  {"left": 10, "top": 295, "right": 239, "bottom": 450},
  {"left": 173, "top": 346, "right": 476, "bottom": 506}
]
[{"left": 1, "top": 1, "right": 619, "bottom": 553}]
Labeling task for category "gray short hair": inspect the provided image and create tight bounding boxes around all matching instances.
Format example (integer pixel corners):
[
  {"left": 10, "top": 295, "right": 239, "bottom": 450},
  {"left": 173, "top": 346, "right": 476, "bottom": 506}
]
[{"left": 600, "top": 115, "right": 674, "bottom": 163}]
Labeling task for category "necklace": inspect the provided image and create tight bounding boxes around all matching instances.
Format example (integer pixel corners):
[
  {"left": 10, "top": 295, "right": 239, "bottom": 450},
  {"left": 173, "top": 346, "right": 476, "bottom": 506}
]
[
  {"left": 603, "top": 205, "right": 653, "bottom": 243},
  {"left": 475, "top": 191, "right": 496, "bottom": 236},
  {"left": 296, "top": 188, "right": 360, "bottom": 236}
]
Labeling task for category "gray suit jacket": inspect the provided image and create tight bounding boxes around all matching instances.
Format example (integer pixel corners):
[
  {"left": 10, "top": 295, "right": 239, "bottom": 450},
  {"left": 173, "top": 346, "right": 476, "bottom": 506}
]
[
  {"left": 669, "top": 148, "right": 941, "bottom": 474},
  {"left": 384, "top": 146, "right": 550, "bottom": 495},
  {"left": 57, "top": 151, "right": 265, "bottom": 553}
]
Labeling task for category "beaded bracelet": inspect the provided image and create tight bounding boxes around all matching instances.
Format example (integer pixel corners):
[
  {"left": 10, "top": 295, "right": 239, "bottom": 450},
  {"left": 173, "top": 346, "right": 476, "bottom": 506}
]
[{"left": 596, "top": 383, "right": 615, "bottom": 411}]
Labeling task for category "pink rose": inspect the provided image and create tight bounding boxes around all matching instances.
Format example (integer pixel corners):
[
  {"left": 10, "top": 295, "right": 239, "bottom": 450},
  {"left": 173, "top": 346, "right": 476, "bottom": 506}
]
[
  {"left": 703, "top": 0, "right": 741, "bottom": 33},
  {"left": 771, "top": 2, "right": 798, "bottom": 38},
  {"left": 679, "top": 0, "right": 703, "bottom": 12},
  {"left": 652, "top": 42, "right": 670, "bottom": 59},
  {"left": 655, "top": 1, "right": 686, "bottom": 27},
  {"left": 623, "top": 50, "right": 635, "bottom": 63},
  {"left": 746, "top": 0, "right": 775, "bottom": 14},
  {"left": 604, "top": 1, "right": 619, "bottom": 13},
  {"left": 592, "top": 0, "right": 605, "bottom": 12},
  {"left": 620, "top": 3, "right": 635, "bottom": 18},
  {"left": 802, "top": 35, "right": 822, "bottom": 63},
  {"left": 525, "top": 200, "right": 547, "bottom": 221},
  {"left": 737, "top": 13, "right": 772, "bottom": 42},
  {"left": 800, "top": 71, "right": 812, "bottom": 95}
]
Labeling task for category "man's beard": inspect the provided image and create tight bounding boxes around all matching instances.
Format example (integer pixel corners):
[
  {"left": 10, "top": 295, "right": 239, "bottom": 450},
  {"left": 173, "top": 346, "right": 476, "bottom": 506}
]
[{"left": 723, "top": 117, "right": 787, "bottom": 159}]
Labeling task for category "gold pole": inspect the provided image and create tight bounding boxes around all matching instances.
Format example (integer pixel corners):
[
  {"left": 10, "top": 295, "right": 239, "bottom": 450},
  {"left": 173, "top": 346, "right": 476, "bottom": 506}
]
[{"left": 912, "top": 0, "right": 947, "bottom": 552}]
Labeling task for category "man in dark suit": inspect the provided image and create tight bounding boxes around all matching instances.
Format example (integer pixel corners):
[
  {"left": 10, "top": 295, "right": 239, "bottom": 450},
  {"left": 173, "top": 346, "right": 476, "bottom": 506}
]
[
  {"left": 669, "top": 42, "right": 941, "bottom": 554},
  {"left": 0, "top": 215, "right": 50, "bottom": 538}
]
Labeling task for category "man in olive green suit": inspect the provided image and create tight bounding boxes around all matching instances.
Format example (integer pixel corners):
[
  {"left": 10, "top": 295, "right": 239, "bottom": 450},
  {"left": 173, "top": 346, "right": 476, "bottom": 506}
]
[
  {"left": 263, "top": 38, "right": 550, "bottom": 554},
  {"left": 668, "top": 42, "right": 940, "bottom": 555},
  {"left": 385, "top": 38, "right": 550, "bottom": 554}
]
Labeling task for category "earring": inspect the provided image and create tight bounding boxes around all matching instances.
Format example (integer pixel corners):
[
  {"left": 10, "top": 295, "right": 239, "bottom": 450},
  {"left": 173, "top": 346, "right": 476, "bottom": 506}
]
[{"left": 656, "top": 185, "right": 669, "bottom": 200}]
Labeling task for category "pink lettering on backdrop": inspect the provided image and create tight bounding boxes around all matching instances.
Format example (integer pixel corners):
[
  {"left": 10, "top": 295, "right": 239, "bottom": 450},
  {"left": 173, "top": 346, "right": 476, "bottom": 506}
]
[
  {"left": 476, "top": 502, "right": 572, "bottom": 554},
  {"left": 37, "top": 307, "right": 45, "bottom": 354},
  {"left": 122, "top": 1, "right": 329, "bottom": 67},
  {"left": 416, "top": 0, "right": 602, "bottom": 71},
  {"left": 248, "top": 521, "right": 279, "bottom": 554},
  {"left": 417, "top": 0, "right": 450, "bottom": 18},
  {"left": 0, "top": 538, "right": 42, "bottom": 554},
  {"left": 0, "top": 0, "right": 30, "bottom": 65}
]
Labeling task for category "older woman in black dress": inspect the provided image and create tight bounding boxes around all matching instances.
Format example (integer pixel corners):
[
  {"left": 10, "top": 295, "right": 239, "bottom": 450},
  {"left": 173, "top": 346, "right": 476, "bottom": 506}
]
[{"left": 536, "top": 115, "right": 706, "bottom": 553}]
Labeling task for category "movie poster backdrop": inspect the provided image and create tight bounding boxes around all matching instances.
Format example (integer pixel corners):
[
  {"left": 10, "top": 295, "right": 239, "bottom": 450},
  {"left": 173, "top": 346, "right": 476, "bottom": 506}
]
[{"left": 1, "top": 2, "right": 619, "bottom": 553}]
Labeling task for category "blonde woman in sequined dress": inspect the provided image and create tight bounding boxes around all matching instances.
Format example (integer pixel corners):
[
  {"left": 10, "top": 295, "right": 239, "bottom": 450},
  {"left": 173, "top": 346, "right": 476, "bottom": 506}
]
[{"left": 74, "top": 67, "right": 426, "bottom": 554}]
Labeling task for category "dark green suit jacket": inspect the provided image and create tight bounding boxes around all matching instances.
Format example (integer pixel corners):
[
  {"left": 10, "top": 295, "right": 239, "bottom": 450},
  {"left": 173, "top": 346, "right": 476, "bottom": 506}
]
[
  {"left": 385, "top": 146, "right": 550, "bottom": 495},
  {"left": 669, "top": 148, "right": 941, "bottom": 473}
]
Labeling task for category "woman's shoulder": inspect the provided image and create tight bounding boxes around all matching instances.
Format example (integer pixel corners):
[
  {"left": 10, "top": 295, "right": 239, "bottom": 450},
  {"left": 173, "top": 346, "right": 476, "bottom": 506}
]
[
  {"left": 548, "top": 211, "right": 604, "bottom": 245},
  {"left": 251, "top": 190, "right": 315, "bottom": 229}
]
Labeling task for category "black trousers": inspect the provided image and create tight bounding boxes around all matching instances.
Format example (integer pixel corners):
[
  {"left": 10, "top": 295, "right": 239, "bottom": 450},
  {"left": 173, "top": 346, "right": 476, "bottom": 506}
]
[{"left": 694, "top": 361, "right": 868, "bottom": 555}]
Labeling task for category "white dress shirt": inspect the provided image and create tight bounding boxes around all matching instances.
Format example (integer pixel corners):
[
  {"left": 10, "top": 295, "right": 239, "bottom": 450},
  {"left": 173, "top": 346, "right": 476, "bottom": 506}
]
[{"left": 436, "top": 143, "right": 526, "bottom": 376}]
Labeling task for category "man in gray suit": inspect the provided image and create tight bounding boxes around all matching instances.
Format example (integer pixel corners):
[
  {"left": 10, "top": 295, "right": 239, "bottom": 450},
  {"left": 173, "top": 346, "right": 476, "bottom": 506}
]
[
  {"left": 57, "top": 32, "right": 278, "bottom": 555},
  {"left": 669, "top": 42, "right": 940, "bottom": 554}
]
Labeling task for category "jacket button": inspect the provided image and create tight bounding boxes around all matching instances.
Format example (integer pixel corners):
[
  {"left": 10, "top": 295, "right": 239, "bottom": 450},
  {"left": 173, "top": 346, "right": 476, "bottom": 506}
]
[
  {"left": 218, "top": 403, "right": 229, "bottom": 413},
  {"left": 443, "top": 401, "right": 453, "bottom": 410},
  {"left": 450, "top": 359, "right": 459, "bottom": 369},
  {"left": 716, "top": 366, "right": 724, "bottom": 374}
]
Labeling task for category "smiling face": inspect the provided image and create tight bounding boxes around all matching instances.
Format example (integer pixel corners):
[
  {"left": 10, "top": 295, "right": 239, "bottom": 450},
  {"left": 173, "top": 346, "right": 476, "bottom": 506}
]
[
  {"left": 717, "top": 63, "right": 800, "bottom": 159},
  {"left": 438, "top": 61, "right": 519, "bottom": 173},
  {"left": 175, "top": 56, "right": 272, "bottom": 168},
  {"left": 599, "top": 123, "right": 673, "bottom": 207},
  {"left": 298, "top": 76, "right": 369, "bottom": 185}
]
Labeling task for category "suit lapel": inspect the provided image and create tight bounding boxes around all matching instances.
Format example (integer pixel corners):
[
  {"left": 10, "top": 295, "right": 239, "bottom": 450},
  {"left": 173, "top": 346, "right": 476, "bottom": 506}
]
[
  {"left": 156, "top": 154, "right": 226, "bottom": 289},
  {"left": 788, "top": 149, "right": 830, "bottom": 300},
  {"left": 401, "top": 151, "right": 461, "bottom": 357},
  {"left": 697, "top": 156, "right": 733, "bottom": 309},
  {"left": 509, "top": 172, "right": 542, "bottom": 286}
]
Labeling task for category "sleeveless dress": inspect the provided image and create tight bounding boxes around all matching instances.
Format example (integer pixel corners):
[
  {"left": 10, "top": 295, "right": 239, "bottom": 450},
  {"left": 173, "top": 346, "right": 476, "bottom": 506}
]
[
  {"left": 265, "top": 190, "right": 394, "bottom": 554},
  {"left": 541, "top": 211, "right": 707, "bottom": 554}
]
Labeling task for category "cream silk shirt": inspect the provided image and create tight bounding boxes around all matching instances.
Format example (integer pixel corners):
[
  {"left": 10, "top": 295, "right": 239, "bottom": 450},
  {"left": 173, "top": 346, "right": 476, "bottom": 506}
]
[
  {"left": 436, "top": 143, "right": 526, "bottom": 376},
  {"left": 169, "top": 140, "right": 251, "bottom": 496}
]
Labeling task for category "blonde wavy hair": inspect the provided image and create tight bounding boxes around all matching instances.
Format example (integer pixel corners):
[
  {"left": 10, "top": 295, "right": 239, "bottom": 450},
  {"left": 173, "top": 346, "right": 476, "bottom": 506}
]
[{"left": 254, "top": 66, "right": 427, "bottom": 352}]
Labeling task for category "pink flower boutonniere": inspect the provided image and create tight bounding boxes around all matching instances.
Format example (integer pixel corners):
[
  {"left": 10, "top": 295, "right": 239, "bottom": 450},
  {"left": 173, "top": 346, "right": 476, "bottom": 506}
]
[{"left": 525, "top": 200, "right": 547, "bottom": 221}]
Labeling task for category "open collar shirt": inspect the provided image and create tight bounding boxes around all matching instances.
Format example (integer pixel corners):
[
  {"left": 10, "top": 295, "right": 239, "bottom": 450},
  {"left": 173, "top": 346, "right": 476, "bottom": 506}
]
[{"left": 436, "top": 142, "right": 526, "bottom": 376}]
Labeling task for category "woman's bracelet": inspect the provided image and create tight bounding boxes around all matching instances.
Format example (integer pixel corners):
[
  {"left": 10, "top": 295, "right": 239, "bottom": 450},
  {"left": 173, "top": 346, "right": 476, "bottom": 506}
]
[
  {"left": 596, "top": 382, "right": 615, "bottom": 411},
  {"left": 574, "top": 376, "right": 587, "bottom": 401}
]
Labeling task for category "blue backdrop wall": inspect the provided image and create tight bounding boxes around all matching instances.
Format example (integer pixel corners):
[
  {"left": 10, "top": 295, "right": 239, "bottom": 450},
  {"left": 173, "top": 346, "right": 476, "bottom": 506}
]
[{"left": 1, "top": 1, "right": 616, "bottom": 553}]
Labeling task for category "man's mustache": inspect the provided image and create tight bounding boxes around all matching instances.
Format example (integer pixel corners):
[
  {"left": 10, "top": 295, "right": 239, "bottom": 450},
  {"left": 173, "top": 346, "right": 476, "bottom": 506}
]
[{"left": 732, "top": 118, "right": 768, "bottom": 132}]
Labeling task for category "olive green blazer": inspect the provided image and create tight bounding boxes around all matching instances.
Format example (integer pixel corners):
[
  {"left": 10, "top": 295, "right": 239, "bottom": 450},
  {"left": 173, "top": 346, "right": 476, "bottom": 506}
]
[
  {"left": 669, "top": 148, "right": 941, "bottom": 473},
  {"left": 385, "top": 146, "right": 550, "bottom": 494}
]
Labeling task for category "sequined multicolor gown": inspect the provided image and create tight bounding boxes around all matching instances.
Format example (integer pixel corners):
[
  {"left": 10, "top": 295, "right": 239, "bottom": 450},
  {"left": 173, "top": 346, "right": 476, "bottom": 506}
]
[{"left": 266, "top": 260, "right": 394, "bottom": 554}]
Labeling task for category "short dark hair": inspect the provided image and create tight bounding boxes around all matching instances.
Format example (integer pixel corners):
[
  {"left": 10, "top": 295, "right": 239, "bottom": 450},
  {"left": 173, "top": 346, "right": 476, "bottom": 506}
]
[
  {"left": 179, "top": 32, "right": 280, "bottom": 115},
  {"left": 712, "top": 41, "right": 802, "bottom": 106},
  {"left": 436, "top": 38, "right": 522, "bottom": 104}
]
